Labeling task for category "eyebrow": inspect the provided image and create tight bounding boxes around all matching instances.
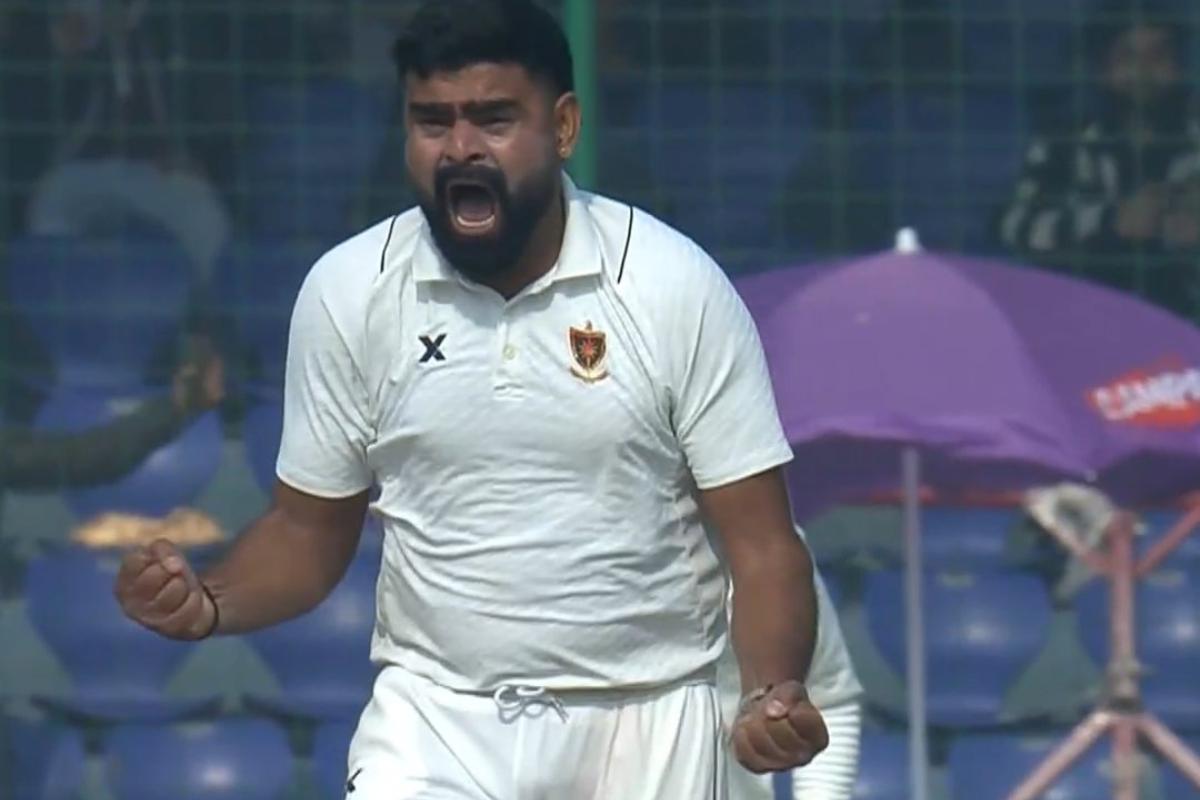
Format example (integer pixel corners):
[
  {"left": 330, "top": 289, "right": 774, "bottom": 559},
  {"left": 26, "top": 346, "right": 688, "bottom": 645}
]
[{"left": 407, "top": 99, "right": 522, "bottom": 117}]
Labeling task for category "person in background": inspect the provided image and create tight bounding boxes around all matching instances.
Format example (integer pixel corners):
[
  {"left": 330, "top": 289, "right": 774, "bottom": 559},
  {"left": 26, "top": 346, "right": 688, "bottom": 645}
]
[
  {"left": 24, "top": 0, "right": 232, "bottom": 276},
  {"left": 997, "top": 0, "right": 1200, "bottom": 319},
  {"left": 0, "top": 335, "right": 224, "bottom": 493}
]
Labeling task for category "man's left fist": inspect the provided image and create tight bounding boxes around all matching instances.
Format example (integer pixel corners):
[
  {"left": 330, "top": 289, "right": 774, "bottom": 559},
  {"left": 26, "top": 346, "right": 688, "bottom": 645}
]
[{"left": 732, "top": 680, "right": 829, "bottom": 774}]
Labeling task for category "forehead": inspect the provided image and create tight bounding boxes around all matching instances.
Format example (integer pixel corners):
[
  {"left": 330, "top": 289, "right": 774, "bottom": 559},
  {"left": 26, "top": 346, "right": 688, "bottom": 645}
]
[
  {"left": 405, "top": 63, "right": 544, "bottom": 105},
  {"left": 1114, "top": 26, "right": 1173, "bottom": 54}
]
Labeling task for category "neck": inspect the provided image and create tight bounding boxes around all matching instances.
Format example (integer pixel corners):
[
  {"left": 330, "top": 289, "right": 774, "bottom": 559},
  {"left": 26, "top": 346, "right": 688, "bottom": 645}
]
[{"left": 481, "top": 187, "right": 566, "bottom": 300}]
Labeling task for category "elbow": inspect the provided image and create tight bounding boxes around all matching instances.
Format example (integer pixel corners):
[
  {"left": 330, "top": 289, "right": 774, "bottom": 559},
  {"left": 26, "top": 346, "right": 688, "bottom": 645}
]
[{"left": 731, "top": 534, "right": 814, "bottom": 588}]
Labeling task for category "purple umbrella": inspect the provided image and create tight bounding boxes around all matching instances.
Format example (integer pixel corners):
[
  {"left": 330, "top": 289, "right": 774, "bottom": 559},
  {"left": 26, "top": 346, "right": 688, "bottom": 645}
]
[
  {"left": 739, "top": 243, "right": 1200, "bottom": 515},
  {"left": 736, "top": 237, "right": 1200, "bottom": 798}
]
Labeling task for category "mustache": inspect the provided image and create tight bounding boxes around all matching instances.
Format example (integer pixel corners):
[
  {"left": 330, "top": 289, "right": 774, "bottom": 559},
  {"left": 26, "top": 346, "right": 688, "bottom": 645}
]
[{"left": 434, "top": 163, "right": 508, "bottom": 201}]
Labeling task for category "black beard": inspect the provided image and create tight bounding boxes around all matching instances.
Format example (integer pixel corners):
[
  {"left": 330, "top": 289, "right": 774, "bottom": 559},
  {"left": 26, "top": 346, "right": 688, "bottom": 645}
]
[{"left": 416, "top": 163, "right": 558, "bottom": 283}]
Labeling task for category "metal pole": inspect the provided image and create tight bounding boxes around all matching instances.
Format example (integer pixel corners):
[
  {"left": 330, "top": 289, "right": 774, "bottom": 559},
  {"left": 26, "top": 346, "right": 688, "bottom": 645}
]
[
  {"left": 902, "top": 447, "right": 930, "bottom": 800},
  {"left": 1109, "top": 513, "right": 1141, "bottom": 800},
  {"left": 563, "top": 0, "right": 598, "bottom": 187}
]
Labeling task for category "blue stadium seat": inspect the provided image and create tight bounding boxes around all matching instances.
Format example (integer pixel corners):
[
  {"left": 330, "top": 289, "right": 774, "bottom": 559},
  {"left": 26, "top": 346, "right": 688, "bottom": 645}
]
[
  {"left": 777, "top": 2, "right": 887, "bottom": 84},
  {"left": 242, "top": 80, "right": 391, "bottom": 238},
  {"left": 33, "top": 388, "right": 223, "bottom": 519},
  {"left": 948, "top": 732, "right": 1115, "bottom": 800},
  {"left": 2, "top": 237, "right": 195, "bottom": 388},
  {"left": 1161, "top": 737, "right": 1200, "bottom": 799},
  {"left": 852, "top": 731, "right": 911, "bottom": 800},
  {"left": 312, "top": 720, "right": 357, "bottom": 799},
  {"left": 1076, "top": 568, "right": 1200, "bottom": 729},
  {"left": 106, "top": 719, "right": 294, "bottom": 800},
  {"left": 865, "top": 568, "right": 1052, "bottom": 727},
  {"left": 3, "top": 717, "right": 87, "bottom": 800},
  {"left": 24, "top": 547, "right": 219, "bottom": 722},
  {"left": 909, "top": 507, "right": 1021, "bottom": 569},
  {"left": 1138, "top": 509, "right": 1200, "bottom": 564},
  {"left": 649, "top": 81, "right": 817, "bottom": 270},
  {"left": 209, "top": 240, "right": 322, "bottom": 383},
  {"left": 960, "top": 0, "right": 1088, "bottom": 82},
  {"left": 242, "top": 388, "right": 284, "bottom": 495},
  {"left": 846, "top": 90, "right": 1029, "bottom": 252},
  {"left": 246, "top": 546, "right": 380, "bottom": 720}
]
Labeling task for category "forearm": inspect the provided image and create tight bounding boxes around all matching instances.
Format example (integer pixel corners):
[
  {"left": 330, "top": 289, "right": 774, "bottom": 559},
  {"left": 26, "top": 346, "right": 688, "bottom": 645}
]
[
  {"left": 199, "top": 502, "right": 362, "bottom": 635},
  {"left": 730, "top": 535, "right": 817, "bottom": 693},
  {"left": 0, "top": 397, "right": 184, "bottom": 490}
]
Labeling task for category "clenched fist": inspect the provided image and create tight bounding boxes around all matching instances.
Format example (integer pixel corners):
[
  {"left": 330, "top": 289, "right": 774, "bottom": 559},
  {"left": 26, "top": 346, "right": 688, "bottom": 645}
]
[
  {"left": 732, "top": 680, "right": 829, "bottom": 774},
  {"left": 114, "top": 538, "right": 217, "bottom": 640}
]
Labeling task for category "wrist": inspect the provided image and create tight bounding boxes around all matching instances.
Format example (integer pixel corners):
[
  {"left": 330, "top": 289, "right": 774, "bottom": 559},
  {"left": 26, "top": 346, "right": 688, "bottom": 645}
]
[
  {"left": 197, "top": 582, "right": 221, "bottom": 639},
  {"left": 737, "top": 685, "right": 774, "bottom": 718}
]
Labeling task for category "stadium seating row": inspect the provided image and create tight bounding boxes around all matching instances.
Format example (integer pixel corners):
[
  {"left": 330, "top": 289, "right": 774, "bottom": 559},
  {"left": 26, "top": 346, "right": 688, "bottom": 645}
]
[
  {"left": 10, "top": 530, "right": 381, "bottom": 725},
  {"left": 864, "top": 565, "right": 1200, "bottom": 730},
  {"left": 1, "top": 87, "right": 1058, "bottom": 310},
  {"left": 10, "top": 717, "right": 1199, "bottom": 800},
  {"left": 5, "top": 715, "right": 350, "bottom": 800},
  {"left": 6, "top": 539, "right": 1197, "bottom": 732},
  {"left": 832, "top": 728, "right": 1200, "bottom": 800}
]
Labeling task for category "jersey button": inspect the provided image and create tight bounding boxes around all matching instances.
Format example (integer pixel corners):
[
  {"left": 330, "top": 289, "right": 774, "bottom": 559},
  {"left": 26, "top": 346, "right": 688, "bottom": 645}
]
[{"left": 502, "top": 344, "right": 518, "bottom": 361}]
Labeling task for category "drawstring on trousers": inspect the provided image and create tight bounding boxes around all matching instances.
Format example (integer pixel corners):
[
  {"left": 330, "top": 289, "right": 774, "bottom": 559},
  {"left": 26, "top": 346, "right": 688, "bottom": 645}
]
[{"left": 493, "top": 685, "right": 569, "bottom": 723}]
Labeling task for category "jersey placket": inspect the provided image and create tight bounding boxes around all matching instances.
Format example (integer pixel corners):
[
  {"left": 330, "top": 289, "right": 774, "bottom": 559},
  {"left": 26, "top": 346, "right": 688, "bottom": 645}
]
[
  {"left": 494, "top": 272, "right": 560, "bottom": 396},
  {"left": 493, "top": 308, "right": 522, "bottom": 397}
]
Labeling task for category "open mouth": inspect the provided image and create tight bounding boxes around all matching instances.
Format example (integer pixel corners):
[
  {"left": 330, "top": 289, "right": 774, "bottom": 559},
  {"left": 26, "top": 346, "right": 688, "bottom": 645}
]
[{"left": 447, "top": 180, "right": 499, "bottom": 234}]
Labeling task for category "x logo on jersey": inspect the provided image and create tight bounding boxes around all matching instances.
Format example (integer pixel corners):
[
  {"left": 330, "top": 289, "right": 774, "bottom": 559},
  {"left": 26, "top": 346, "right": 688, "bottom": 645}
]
[{"left": 419, "top": 334, "right": 447, "bottom": 363}]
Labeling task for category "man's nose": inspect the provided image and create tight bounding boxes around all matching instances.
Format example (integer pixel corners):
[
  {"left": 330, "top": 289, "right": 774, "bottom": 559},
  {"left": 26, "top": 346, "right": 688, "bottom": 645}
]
[{"left": 443, "top": 120, "right": 487, "bottom": 165}]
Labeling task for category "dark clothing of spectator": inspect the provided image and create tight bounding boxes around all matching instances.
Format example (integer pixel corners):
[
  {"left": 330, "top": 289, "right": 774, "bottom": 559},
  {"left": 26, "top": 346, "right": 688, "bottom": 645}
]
[{"left": 997, "top": 93, "right": 1200, "bottom": 319}]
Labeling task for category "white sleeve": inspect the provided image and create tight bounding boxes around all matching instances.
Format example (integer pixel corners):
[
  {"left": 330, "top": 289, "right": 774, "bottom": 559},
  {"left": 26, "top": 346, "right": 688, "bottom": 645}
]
[
  {"left": 664, "top": 249, "right": 793, "bottom": 490},
  {"left": 789, "top": 700, "right": 863, "bottom": 800},
  {"left": 275, "top": 264, "right": 373, "bottom": 498}
]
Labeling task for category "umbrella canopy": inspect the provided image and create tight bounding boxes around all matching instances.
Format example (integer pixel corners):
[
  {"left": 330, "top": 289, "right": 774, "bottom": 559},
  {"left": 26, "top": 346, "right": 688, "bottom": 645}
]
[{"left": 738, "top": 248, "right": 1200, "bottom": 515}]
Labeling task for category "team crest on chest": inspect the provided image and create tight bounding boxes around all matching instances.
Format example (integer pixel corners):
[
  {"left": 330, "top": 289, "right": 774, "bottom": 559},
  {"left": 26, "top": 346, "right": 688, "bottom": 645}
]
[{"left": 568, "top": 321, "right": 609, "bottom": 383}]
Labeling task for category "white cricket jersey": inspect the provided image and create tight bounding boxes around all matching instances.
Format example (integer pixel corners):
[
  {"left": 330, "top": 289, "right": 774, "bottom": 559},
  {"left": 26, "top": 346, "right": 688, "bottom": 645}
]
[{"left": 276, "top": 175, "right": 795, "bottom": 692}]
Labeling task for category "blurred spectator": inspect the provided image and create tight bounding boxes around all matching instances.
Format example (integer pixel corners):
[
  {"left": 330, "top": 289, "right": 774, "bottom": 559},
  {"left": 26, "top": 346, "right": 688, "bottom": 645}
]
[
  {"left": 997, "top": 0, "right": 1200, "bottom": 319},
  {"left": 23, "top": 0, "right": 231, "bottom": 275},
  {"left": 0, "top": 335, "right": 224, "bottom": 493}
]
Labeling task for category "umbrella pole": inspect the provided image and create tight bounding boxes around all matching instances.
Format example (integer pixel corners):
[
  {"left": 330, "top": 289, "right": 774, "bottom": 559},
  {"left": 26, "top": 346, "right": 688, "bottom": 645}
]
[{"left": 902, "top": 446, "right": 930, "bottom": 800}]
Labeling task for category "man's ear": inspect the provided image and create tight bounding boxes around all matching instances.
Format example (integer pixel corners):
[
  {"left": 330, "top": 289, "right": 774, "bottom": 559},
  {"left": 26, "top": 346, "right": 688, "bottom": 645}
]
[{"left": 553, "top": 92, "right": 582, "bottom": 161}]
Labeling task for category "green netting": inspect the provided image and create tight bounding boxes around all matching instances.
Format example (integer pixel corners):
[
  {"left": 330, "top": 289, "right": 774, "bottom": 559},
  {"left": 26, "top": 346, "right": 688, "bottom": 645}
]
[
  {"left": 595, "top": 0, "right": 1199, "bottom": 322},
  {"left": 1, "top": 4, "right": 1198, "bottom": 797},
  {"left": 1, "top": 1, "right": 1198, "bottom": 321}
]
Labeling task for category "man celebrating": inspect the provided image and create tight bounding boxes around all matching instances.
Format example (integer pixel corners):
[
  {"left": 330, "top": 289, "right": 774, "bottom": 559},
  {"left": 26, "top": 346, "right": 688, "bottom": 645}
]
[{"left": 114, "top": 0, "right": 827, "bottom": 795}]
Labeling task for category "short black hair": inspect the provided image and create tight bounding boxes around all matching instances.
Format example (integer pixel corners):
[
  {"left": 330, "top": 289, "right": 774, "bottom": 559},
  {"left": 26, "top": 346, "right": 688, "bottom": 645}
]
[
  {"left": 1086, "top": 0, "right": 1188, "bottom": 68},
  {"left": 392, "top": 0, "right": 575, "bottom": 97}
]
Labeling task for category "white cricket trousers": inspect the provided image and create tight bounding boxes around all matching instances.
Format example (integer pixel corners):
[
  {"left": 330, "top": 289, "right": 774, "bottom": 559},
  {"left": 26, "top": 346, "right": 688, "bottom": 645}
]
[{"left": 345, "top": 665, "right": 728, "bottom": 799}]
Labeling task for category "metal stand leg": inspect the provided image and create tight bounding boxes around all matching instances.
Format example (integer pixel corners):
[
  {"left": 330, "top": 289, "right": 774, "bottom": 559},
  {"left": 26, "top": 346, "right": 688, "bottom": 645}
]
[
  {"left": 1007, "top": 712, "right": 1113, "bottom": 800},
  {"left": 1005, "top": 510, "right": 1200, "bottom": 799},
  {"left": 1112, "top": 717, "right": 1139, "bottom": 800},
  {"left": 1138, "top": 714, "right": 1200, "bottom": 790}
]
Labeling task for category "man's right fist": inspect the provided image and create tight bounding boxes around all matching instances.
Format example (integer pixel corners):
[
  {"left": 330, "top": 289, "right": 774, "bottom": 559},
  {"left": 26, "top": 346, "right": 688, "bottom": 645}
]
[{"left": 114, "top": 538, "right": 217, "bottom": 641}]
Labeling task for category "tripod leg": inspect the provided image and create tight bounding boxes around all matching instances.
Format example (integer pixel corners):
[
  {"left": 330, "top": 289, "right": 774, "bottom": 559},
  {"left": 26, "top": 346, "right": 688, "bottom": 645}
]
[
  {"left": 1006, "top": 711, "right": 1114, "bottom": 800},
  {"left": 1113, "top": 716, "right": 1139, "bottom": 800},
  {"left": 1138, "top": 713, "right": 1200, "bottom": 790}
]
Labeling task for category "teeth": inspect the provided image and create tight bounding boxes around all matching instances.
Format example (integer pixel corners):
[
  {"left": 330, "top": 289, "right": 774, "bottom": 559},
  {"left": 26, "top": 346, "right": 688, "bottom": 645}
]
[{"left": 454, "top": 213, "right": 495, "bottom": 230}]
